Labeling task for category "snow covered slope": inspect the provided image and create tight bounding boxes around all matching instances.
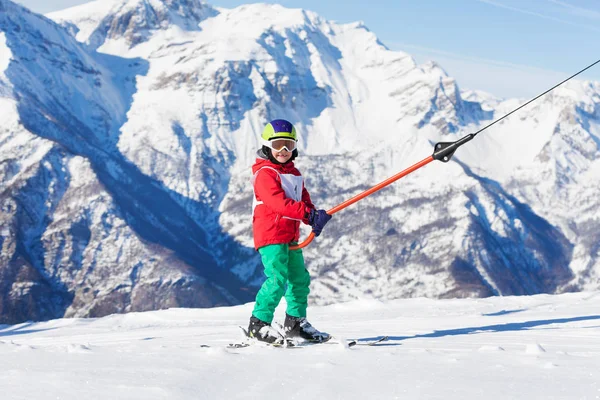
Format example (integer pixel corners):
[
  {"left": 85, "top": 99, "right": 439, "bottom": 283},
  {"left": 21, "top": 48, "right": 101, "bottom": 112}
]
[
  {"left": 1, "top": 292, "right": 600, "bottom": 399},
  {"left": 1, "top": 0, "right": 599, "bottom": 323},
  {"left": 0, "top": 0, "right": 252, "bottom": 324}
]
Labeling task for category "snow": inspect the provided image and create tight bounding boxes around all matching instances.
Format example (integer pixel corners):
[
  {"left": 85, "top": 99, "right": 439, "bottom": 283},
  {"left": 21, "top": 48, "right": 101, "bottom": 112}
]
[
  {"left": 0, "top": 32, "right": 10, "bottom": 77},
  {"left": 1, "top": 292, "right": 600, "bottom": 399}
]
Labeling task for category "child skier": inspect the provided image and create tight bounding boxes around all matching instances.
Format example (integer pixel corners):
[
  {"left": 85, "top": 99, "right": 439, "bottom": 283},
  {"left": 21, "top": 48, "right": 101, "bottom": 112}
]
[{"left": 248, "top": 119, "right": 332, "bottom": 345}]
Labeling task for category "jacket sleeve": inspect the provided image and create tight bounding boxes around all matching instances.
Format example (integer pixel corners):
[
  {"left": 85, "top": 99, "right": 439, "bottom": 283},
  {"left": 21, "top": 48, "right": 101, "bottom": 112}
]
[
  {"left": 254, "top": 169, "right": 311, "bottom": 220},
  {"left": 301, "top": 186, "right": 315, "bottom": 224}
]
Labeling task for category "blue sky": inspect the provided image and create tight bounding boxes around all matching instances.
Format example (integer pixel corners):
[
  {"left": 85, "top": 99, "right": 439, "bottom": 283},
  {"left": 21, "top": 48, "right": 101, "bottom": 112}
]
[{"left": 14, "top": 0, "right": 600, "bottom": 98}]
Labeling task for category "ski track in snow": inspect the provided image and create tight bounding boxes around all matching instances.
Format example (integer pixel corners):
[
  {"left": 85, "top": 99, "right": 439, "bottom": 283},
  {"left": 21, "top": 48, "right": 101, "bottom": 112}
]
[{"left": 1, "top": 292, "right": 600, "bottom": 399}]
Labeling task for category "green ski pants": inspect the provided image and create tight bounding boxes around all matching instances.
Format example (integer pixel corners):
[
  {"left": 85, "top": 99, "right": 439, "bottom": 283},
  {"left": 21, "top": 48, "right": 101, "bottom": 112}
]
[{"left": 252, "top": 243, "right": 311, "bottom": 324}]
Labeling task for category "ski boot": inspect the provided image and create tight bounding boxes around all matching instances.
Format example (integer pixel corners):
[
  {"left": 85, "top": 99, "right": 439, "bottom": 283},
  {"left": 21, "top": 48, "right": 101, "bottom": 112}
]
[
  {"left": 283, "top": 314, "right": 331, "bottom": 342},
  {"left": 247, "top": 316, "right": 286, "bottom": 345}
]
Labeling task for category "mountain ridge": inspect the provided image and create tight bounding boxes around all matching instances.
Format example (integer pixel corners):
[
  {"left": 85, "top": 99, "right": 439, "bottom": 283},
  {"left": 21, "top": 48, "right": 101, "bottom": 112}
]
[{"left": 0, "top": 0, "right": 599, "bottom": 323}]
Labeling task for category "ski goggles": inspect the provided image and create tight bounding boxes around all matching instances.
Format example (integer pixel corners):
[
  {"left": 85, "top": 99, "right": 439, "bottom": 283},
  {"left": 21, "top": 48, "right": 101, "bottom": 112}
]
[{"left": 262, "top": 138, "right": 297, "bottom": 152}]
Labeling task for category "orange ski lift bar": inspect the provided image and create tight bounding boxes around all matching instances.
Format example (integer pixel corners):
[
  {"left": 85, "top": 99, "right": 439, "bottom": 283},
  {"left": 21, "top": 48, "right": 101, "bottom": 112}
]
[{"left": 290, "top": 58, "right": 600, "bottom": 251}]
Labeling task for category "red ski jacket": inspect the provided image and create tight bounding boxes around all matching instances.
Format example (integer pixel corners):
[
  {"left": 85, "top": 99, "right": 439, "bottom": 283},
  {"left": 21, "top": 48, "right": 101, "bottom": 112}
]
[{"left": 252, "top": 158, "right": 315, "bottom": 250}]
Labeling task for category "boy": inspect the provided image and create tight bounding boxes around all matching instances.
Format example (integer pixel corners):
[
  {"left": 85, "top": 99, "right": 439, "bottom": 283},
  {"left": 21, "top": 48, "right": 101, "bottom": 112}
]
[{"left": 248, "top": 119, "right": 332, "bottom": 344}]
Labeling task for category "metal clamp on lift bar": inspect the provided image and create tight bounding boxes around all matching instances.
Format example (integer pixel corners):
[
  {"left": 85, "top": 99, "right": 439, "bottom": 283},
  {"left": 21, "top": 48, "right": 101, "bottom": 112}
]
[{"left": 432, "top": 134, "right": 475, "bottom": 163}]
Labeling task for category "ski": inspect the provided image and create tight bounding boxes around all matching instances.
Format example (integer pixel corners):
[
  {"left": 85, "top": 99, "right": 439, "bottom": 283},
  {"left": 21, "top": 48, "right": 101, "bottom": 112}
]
[
  {"left": 225, "top": 325, "right": 389, "bottom": 349},
  {"left": 305, "top": 335, "right": 388, "bottom": 347},
  {"left": 226, "top": 342, "right": 250, "bottom": 349},
  {"left": 348, "top": 336, "right": 389, "bottom": 347},
  {"left": 290, "top": 335, "right": 334, "bottom": 347},
  {"left": 225, "top": 336, "right": 388, "bottom": 349},
  {"left": 261, "top": 335, "right": 388, "bottom": 348},
  {"left": 226, "top": 326, "right": 295, "bottom": 349},
  {"left": 226, "top": 339, "right": 295, "bottom": 349},
  {"left": 227, "top": 337, "right": 335, "bottom": 349},
  {"left": 227, "top": 326, "right": 335, "bottom": 349}
]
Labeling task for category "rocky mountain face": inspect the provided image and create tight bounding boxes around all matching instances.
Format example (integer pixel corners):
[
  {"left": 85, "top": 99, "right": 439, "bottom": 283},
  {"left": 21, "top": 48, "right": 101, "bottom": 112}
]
[
  {"left": 0, "top": 0, "right": 598, "bottom": 323},
  {"left": 55, "top": 0, "right": 218, "bottom": 49},
  {"left": 0, "top": 0, "right": 251, "bottom": 324}
]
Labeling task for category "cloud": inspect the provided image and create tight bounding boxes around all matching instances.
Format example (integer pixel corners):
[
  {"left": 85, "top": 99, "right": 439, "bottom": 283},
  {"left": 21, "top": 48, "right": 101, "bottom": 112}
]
[
  {"left": 547, "top": 0, "right": 600, "bottom": 20},
  {"left": 474, "top": 0, "right": 600, "bottom": 32}
]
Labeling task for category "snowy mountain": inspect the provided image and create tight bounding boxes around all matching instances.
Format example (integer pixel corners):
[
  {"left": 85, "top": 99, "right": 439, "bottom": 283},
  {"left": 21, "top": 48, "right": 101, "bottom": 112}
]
[
  {"left": 1, "top": 292, "right": 600, "bottom": 399},
  {"left": 0, "top": 0, "right": 251, "bottom": 324},
  {"left": 54, "top": 0, "right": 218, "bottom": 50},
  {"left": 0, "top": 0, "right": 599, "bottom": 323}
]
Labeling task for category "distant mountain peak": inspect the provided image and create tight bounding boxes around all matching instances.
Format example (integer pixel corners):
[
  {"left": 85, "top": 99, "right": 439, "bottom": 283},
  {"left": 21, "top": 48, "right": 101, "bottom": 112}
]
[{"left": 49, "top": 0, "right": 218, "bottom": 49}]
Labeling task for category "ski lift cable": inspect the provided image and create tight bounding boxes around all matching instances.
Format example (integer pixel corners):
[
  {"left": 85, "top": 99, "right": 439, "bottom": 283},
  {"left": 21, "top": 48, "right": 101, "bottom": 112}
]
[{"left": 473, "top": 58, "right": 600, "bottom": 138}]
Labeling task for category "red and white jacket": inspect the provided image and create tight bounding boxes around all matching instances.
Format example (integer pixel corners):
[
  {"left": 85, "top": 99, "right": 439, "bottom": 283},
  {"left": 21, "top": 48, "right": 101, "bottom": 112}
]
[{"left": 252, "top": 158, "right": 315, "bottom": 250}]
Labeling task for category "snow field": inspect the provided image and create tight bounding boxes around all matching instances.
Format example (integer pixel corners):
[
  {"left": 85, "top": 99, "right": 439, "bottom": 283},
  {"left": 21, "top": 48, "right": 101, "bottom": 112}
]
[{"left": 1, "top": 292, "right": 600, "bottom": 399}]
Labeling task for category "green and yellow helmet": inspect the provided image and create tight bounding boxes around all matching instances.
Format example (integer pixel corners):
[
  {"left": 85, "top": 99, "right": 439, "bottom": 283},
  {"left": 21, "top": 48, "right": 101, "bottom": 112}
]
[{"left": 261, "top": 119, "right": 297, "bottom": 141}]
